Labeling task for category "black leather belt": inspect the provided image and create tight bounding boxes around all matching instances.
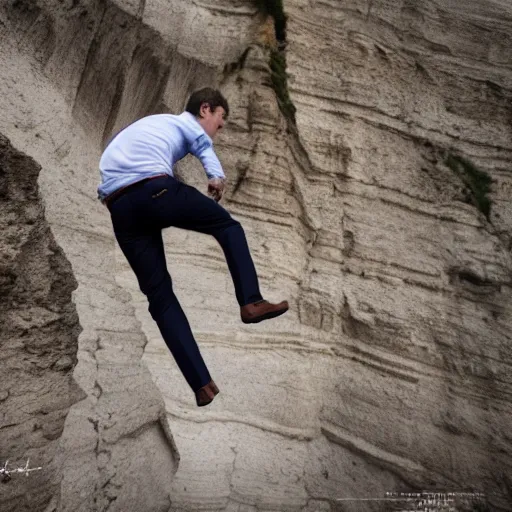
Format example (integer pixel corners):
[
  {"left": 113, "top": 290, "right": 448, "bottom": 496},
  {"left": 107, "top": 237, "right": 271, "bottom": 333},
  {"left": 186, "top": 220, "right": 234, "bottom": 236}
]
[{"left": 104, "top": 174, "right": 168, "bottom": 210}]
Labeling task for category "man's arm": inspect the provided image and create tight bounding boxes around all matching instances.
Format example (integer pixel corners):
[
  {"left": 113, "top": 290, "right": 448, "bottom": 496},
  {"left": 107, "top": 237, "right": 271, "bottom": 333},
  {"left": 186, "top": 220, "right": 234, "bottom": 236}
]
[{"left": 190, "top": 134, "right": 226, "bottom": 201}]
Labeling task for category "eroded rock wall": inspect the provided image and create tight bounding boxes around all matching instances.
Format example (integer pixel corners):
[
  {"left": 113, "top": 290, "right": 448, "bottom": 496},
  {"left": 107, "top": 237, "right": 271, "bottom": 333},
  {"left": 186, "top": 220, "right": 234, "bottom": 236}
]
[
  {"left": 0, "top": 134, "right": 83, "bottom": 512},
  {"left": 287, "top": 0, "right": 512, "bottom": 508},
  {"left": 1, "top": 0, "right": 511, "bottom": 511},
  {"left": 0, "top": 2, "right": 180, "bottom": 511},
  {"left": 133, "top": 1, "right": 512, "bottom": 510}
]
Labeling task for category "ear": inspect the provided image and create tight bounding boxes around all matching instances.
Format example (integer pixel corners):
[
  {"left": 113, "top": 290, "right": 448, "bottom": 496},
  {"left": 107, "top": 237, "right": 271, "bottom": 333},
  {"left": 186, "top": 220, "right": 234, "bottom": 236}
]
[{"left": 199, "top": 102, "right": 211, "bottom": 118}]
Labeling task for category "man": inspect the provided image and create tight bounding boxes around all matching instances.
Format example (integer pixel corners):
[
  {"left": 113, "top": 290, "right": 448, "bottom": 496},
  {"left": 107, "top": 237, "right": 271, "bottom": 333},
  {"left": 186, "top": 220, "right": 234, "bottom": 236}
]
[{"left": 98, "top": 88, "right": 288, "bottom": 407}]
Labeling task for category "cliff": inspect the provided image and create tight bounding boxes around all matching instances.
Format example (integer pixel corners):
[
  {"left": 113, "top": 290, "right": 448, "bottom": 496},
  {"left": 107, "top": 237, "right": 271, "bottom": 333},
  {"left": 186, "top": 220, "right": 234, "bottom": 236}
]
[
  {"left": 0, "top": 0, "right": 511, "bottom": 510},
  {"left": 0, "top": 134, "right": 83, "bottom": 512}
]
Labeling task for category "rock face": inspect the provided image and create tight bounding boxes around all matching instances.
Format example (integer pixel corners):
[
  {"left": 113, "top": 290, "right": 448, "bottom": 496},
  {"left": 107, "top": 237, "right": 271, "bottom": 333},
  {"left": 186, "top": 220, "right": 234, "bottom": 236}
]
[
  {"left": 284, "top": 1, "right": 512, "bottom": 509},
  {"left": 0, "top": 2, "right": 179, "bottom": 511},
  {"left": 0, "top": 134, "right": 83, "bottom": 512},
  {"left": 1, "top": 0, "right": 512, "bottom": 511}
]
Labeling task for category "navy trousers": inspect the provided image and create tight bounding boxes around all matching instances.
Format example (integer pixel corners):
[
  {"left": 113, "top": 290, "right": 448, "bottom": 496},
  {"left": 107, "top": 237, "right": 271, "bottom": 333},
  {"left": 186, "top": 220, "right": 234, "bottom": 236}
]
[{"left": 109, "top": 175, "right": 263, "bottom": 392}]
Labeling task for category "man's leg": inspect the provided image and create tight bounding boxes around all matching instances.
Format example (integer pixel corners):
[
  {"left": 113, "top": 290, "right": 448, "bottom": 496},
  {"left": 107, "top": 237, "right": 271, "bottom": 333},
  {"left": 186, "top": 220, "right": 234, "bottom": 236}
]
[
  {"left": 148, "top": 178, "right": 288, "bottom": 322},
  {"left": 144, "top": 178, "right": 262, "bottom": 305},
  {"left": 113, "top": 226, "right": 214, "bottom": 396}
]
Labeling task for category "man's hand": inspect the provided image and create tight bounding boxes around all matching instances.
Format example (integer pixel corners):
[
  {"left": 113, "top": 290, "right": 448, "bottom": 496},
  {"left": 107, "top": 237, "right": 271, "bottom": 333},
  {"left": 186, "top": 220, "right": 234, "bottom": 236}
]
[{"left": 207, "top": 177, "right": 225, "bottom": 202}]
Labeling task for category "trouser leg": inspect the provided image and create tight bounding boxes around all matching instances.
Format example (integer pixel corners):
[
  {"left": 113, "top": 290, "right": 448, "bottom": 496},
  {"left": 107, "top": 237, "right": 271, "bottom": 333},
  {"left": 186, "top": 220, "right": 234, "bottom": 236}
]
[
  {"left": 109, "top": 175, "right": 263, "bottom": 389},
  {"left": 157, "top": 180, "right": 263, "bottom": 306},
  {"left": 213, "top": 222, "right": 263, "bottom": 306},
  {"left": 114, "top": 228, "right": 211, "bottom": 392}
]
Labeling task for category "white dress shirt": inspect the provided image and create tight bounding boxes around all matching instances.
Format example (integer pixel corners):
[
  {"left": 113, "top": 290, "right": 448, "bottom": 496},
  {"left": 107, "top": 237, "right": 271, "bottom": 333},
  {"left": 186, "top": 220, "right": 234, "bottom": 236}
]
[{"left": 97, "top": 111, "right": 225, "bottom": 200}]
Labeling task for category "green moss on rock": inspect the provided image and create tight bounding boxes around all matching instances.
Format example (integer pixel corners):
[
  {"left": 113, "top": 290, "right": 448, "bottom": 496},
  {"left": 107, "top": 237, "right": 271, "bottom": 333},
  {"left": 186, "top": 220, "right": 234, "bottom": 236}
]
[
  {"left": 255, "top": 0, "right": 296, "bottom": 124},
  {"left": 270, "top": 49, "right": 296, "bottom": 124}
]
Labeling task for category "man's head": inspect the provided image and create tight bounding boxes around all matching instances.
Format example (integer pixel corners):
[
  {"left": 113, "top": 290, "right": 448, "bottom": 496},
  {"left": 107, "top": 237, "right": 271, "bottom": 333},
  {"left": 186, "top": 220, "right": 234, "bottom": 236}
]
[{"left": 185, "top": 87, "right": 229, "bottom": 139}]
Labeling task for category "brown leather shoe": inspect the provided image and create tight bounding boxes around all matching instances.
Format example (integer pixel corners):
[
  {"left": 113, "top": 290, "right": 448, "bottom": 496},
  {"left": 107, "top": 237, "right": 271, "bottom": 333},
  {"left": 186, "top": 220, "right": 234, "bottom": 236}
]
[
  {"left": 240, "top": 299, "right": 289, "bottom": 324},
  {"left": 195, "top": 380, "right": 220, "bottom": 407}
]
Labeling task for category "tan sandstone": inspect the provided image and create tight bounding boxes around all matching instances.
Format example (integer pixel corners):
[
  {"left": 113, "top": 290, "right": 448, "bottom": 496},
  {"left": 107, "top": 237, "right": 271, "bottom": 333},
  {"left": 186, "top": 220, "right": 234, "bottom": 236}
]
[{"left": 0, "top": 0, "right": 511, "bottom": 511}]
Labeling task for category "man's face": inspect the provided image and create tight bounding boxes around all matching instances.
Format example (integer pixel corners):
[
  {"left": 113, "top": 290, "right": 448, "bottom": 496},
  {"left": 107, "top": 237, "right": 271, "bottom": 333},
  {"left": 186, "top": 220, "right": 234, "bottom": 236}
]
[{"left": 198, "top": 103, "right": 227, "bottom": 139}]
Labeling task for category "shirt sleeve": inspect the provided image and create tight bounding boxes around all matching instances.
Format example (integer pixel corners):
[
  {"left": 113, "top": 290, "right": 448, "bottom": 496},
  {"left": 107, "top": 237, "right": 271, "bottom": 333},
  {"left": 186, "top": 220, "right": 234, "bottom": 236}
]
[{"left": 189, "top": 133, "right": 226, "bottom": 180}]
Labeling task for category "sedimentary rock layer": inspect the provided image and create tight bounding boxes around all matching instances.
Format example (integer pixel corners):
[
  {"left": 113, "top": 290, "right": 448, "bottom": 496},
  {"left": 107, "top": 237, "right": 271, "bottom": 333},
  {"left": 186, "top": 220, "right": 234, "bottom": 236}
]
[
  {"left": 0, "top": 134, "right": 83, "bottom": 512},
  {"left": 0, "top": 3, "right": 180, "bottom": 510},
  {"left": 0, "top": 0, "right": 511, "bottom": 511}
]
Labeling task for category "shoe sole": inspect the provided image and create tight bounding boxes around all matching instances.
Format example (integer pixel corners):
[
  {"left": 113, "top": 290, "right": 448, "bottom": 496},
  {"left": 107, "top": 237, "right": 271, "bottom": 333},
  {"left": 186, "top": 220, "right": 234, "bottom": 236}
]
[{"left": 241, "top": 307, "right": 288, "bottom": 324}]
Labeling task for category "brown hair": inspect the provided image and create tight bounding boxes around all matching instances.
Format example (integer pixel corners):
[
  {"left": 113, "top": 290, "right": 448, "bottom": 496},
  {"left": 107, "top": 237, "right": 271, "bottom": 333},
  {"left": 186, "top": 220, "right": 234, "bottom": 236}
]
[{"left": 185, "top": 88, "right": 229, "bottom": 118}]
